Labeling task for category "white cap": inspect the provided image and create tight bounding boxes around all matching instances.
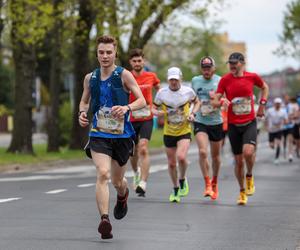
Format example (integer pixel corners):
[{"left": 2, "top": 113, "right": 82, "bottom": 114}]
[
  {"left": 167, "top": 67, "right": 182, "bottom": 80},
  {"left": 274, "top": 97, "right": 282, "bottom": 104}
]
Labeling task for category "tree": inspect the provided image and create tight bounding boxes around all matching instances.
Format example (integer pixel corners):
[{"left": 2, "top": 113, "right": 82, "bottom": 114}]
[
  {"left": 7, "top": 0, "right": 53, "bottom": 154},
  {"left": 276, "top": 0, "right": 300, "bottom": 60},
  {"left": 69, "top": 0, "right": 222, "bottom": 149}
]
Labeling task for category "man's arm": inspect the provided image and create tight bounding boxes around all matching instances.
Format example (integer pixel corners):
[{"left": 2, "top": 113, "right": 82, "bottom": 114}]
[
  {"left": 78, "top": 73, "right": 91, "bottom": 128},
  {"left": 188, "top": 96, "right": 200, "bottom": 122},
  {"left": 256, "top": 81, "right": 269, "bottom": 117},
  {"left": 111, "top": 69, "right": 146, "bottom": 118}
]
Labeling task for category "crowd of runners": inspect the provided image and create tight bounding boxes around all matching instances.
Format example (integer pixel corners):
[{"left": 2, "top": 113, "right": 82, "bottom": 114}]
[{"left": 78, "top": 35, "right": 299, "bottom": 239}]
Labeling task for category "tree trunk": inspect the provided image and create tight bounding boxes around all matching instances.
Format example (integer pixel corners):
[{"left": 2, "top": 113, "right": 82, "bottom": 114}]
[
  {"left": 47, "top": 0, "right": 63, "bottom": 152},
  {"left": 69, "top": 0, "right": 95, "bottom": 149},
  {"left": 7, "top": 41, "right": 35, "bottom": 154}
]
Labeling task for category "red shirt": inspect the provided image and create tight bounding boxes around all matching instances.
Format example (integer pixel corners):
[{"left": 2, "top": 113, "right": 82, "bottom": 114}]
[
  {"left": 129, "top": 71, "right": 160, "bottom": 122},
  {"left": 216, "top": 71, "right": 264, "bottom": 124}
]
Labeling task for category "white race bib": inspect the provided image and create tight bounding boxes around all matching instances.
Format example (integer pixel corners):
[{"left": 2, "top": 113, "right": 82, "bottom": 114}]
[
  {"left": 132, "top": 105, "right": 151, "bottom": 119},
  {"left": 167, "top": 107, "right": 185, "bottom": 125},
  {"left": 232, "top": 97, "right": 251, "bottom": 115},
  {"left": 96, "top": 107, "right": 124, "bottom": 134},
  {"left": 200, "top": 100, "right": 215, "bottom": 116}
]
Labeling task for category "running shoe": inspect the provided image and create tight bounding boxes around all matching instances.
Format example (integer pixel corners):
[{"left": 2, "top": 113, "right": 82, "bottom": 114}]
[
  {"left": 211, "top": 182, "right": 219, "bottom": 200},
  {"left": 135, "top": 185, "right": 146, "bottom": 197},
  {"left": 133, "top": 171, "right": 140, "bottom": 189},
  {"left": 179, "top": 179, "right": 189, "bottom": 197},
  {"left": 237, "top": 190, "right": 248, "bottom": 205},
  {"left": 203, "top": 182, "right": 213, "bottom": 197},
  {"left": 245, "top": 176, "right": 255, "bottom": 196},
  {"left": 274, "top": 158, "right": 279, "bottom": 165},
  {"left": 169, "top": 191, "right": 180, "bottom": 203},
  {"left": 98, "top": 215, "right": 113, "bottom": 239},
  {"left": 113, "top": 188, "right": 129, "bottom": 220},
  {"left": 288, "top": 154, "right": 293, "bottom": 163}
]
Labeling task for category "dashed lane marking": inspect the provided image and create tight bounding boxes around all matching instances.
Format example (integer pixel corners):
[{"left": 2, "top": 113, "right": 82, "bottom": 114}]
[
  {"left": 45, "top": 189, "right": 67, "bottom": 194},
  {"left": 0, "top": 197, "right": 22, "bottom": 203}
]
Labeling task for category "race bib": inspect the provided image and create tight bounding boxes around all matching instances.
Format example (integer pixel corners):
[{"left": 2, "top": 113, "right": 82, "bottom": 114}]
[
  {"left": 167, "top": 107, "right": 185, "bottom": 125},
  {"left": 232, "top": 97, "right": 251, "bottom": 115},
  {"left": 96, "top": 107, "right": 124, "bottom": 134},
  {"left": 200, "top": 100, "right": 215, "bottom": 116},
  {"left": 132, "top": 105, "right": 151, "bottom": 119}
]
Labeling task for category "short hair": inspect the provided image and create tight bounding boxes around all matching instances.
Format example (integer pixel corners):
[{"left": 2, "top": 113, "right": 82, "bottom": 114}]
[
  {"left": 96, "top": 35, "right": 117, "bottom": 48},
  {"left": 129, "top": 48, "right": 144, "bottom": 59}
]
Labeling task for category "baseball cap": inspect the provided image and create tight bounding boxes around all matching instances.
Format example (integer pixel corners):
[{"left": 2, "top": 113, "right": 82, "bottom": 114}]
[
  {"left": 200, "top": 56, "right": 215, "bottom": 68},
  {"left": 227, "top": 52, "right": 245, "bottom": 63},
  {"left": 274, "top": 97, "right": 282, "bottom": 104},
  {"left": 167, "top": 67, "right": 182, "bottom": 80}
]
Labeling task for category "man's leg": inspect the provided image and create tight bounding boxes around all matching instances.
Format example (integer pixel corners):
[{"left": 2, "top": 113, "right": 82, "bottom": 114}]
[
  {"left": 287, "top": 132, "right": 294, "bottom": 162},
  {"left": 91, "top": 151, "right": 113, "bottom": 239},
  {"left": 177, "top": 138, "right": 190, "bottom": 196},
  {"left": 210, "top": 140, "right": 222, "bottom": 200},
  {"left": 195, "top": 132, "right": 212, "bottom": 197},
  {"left": 165, "top": 146, "right": 180, "bottom": 202},
  {"left": 243, "top": 144, "right": 256, "bottom": 177}
]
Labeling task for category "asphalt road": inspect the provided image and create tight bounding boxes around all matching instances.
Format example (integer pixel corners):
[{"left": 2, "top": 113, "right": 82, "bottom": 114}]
[{"left": 0, "top": 136, "right": 300, "bottom": 250}]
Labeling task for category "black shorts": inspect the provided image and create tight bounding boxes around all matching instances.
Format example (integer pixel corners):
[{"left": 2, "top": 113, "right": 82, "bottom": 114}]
[
  {"left": 269, "top": 131, "right": 283, "bottom": 143},
  {"left": 84, "top": 137, "right": 134, "bottom": 166},
  {"left": 283, "top": 128, "right": 293, "bottom": 137},
  {"left": 228, "top": 119, "right": 257, "bottom": 155},
  {"left": 194, "top": 122, "right": 223, "bottom": 142},
  {"left": 293, "top": 124, "right": 300, "bottom": 139},
  {"left": 132, "top": 119, "right": 153, "bottom": 145},
  {"left": 163, "top": 133, "right": 191, "bottom": 148}
]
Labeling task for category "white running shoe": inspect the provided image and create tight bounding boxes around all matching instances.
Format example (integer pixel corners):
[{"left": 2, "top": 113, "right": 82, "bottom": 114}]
[
  {"left": 274, "top": 159, "right": 279, "bottom": 165},
  {"left": 288, "top": 154, "right": 293, "bottom": 163}
]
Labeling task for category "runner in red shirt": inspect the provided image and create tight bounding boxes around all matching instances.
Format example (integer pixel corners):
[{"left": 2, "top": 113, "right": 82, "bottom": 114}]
[
  {"left": 212, "top": 52, "right": 269, "bottom": 205},
  {"left": 128, "top": 48, "right": 160, "bottom": 197}
]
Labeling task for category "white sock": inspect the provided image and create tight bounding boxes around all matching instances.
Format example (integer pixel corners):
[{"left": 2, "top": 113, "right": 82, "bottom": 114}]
[{"left": 139, "top": 180, "right": 147, "bottom": 190}]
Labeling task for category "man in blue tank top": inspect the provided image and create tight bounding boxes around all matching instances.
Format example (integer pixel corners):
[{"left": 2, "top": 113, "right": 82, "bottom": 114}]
[
  {"left": 191, "top": 56, "right": 223, "bottom": 201},
  {"left": 78, "top": 35, "right": 145, "bottom": 239}
]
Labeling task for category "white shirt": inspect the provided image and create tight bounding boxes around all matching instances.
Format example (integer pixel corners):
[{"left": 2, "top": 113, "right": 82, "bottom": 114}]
[{"left": 266, "top": 107, "right": 288, "bottom": 133}]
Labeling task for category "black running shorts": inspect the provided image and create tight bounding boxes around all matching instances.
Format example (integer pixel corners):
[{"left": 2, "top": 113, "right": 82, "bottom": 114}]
[
  {"left": 228, "top": 119, "right": 257, "bottom": 155},
  {"left": 84, "top": 137, "right": 134, "bottom": 166},
  {"left": 193, "top": 122, "right": 223, "bottom": 142},
  {"left": 163, "top": 133, "right": 191, "bottom": 148},
  {"left": 268, "top": 131, "right": 283, "bottom": 143},
  {"left": 132, "top": 119, "right": 153, "bottom": 145},
  {"left": 293, "top": 124, "right": 300, "bottom": 139}
]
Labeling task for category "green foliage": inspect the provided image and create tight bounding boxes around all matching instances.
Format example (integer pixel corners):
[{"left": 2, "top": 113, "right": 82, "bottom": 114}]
[
  {"left": 276, "top": 0, "right": 300, "bottom": 59},
  {"left": 59, "top": 100, "right": 72, "bottom": 146}
]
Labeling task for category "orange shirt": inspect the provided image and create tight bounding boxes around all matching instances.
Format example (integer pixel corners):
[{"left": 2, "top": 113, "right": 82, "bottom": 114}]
[{"left": 130, "top": 71, "right": 160, "bottom": 122}]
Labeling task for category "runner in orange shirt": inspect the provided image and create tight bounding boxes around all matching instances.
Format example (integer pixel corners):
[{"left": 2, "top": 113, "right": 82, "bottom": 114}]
[{"left": 128, "top": 48, "right": 160, "bottom": 196}]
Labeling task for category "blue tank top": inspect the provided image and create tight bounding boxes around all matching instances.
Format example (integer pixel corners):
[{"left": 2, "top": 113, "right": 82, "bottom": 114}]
[{"left": 89, "top": 73, "right": 135, "bottom": 139}]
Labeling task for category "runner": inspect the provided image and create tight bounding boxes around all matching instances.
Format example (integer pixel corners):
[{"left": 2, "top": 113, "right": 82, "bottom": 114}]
[
  {"left": 191, "top": 56, "right": 223, "bottom": 200},
  {"left": 152, "top": 67, "right": 199, "bottom": 203},
  {"left": 265, "top": 97, "right": 288, "bottom": 164},
  {"left": 282, "top": 94, "right": 294, "bottom": 161},
  {"left": 78, "top": 35, "right": 146, "bottom": 239},
  {"left": 289, "top": 97, "right": 300, "bottom": 160},
  {"left": 212, "top": 52, "right": 269, "bottom": 205},
  {"left": 128, "top": 48, "right": 160, "bottom": 197}
]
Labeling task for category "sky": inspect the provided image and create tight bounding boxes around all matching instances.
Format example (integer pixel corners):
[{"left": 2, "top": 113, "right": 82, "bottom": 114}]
[{"left": 217, "top": 0, "right": 299, "bottom": 75}]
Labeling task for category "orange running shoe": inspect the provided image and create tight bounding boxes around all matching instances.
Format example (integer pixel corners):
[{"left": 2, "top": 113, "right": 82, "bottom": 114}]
[
  {"left": 211, "top": 182, "right": 219, "bottom": 200},
  {"left": 203, "top": 181, "right": 213, "bottom": 197},
  {"left": 237, "top": 190, "right": 248, "bottom": 205},
  {"left": 245, "top": 176, "right": 255, "bottom": 196}
]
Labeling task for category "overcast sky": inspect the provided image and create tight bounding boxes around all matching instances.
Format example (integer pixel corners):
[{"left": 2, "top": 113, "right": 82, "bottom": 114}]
[{"left": 218, "top": 0, "right": 299, "bottom": 75}]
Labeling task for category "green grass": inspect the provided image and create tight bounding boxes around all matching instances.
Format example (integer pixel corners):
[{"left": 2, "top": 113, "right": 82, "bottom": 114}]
[
  {"left": 0, "top": 129, "right": 165, "bottom": 166},
  {"left": 0, "top": 144, "right": 85, "bottom": 166}
]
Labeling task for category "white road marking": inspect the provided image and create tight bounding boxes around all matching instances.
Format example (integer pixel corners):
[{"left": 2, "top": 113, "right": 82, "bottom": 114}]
[
  {"left": 77, "top": 183, "right": 95, "bottom": 188},
  {"left": 45, "top": 189, "right": 67, "bottom": 194},
  {"left": 0, "top": 197, "right": 22, "bottom": 203}
]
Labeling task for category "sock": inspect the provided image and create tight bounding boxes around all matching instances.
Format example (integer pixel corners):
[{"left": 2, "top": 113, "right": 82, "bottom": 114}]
[
  {"left": 179, "top": 178, "right": 185, "bottom": 189},
  {"left": 276, "top": 145, "right": 280, "bottom": 159},
  {"left": 246, "top": 174, "right": 252, "bottom": 178},
  {"left": 204, "top": 176, "right": 211, "bottom": 185},
  {"left": 117, "top": 188, "right": 128, "bottom": 200},
  {"left": 139, "top": 180, "right": 147, "bottom": 190},
  {"left": 174, "top": 187, "right": 179, "bottom": 196},
  {"left": 101, "top": 214, "right": 109, "bottom": 220},
  {"left": 240, "top": 188, "right": 245, "bottom": 192},
  {"left": 212, "top": 176, "right": 218, "bottom": 184}
]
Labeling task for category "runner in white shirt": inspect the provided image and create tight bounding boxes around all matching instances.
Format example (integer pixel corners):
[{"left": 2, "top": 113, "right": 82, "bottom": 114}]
[{"left": 265, "top": 97, "right": 288, "bottom": 164}]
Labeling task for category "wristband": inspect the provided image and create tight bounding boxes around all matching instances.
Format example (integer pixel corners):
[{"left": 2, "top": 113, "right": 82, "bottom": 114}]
[
  {"left": 259, "top": 98, "right": 267, "bottom": 106},
  {"left": 78, "top": 110, "right": 86, "bottom": 116},
  {"left": 220, "top": 98, "right": 225, "bottom": 106},
  {"left": 127, "top": 105, "right": 131, "bottom": 112}
]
